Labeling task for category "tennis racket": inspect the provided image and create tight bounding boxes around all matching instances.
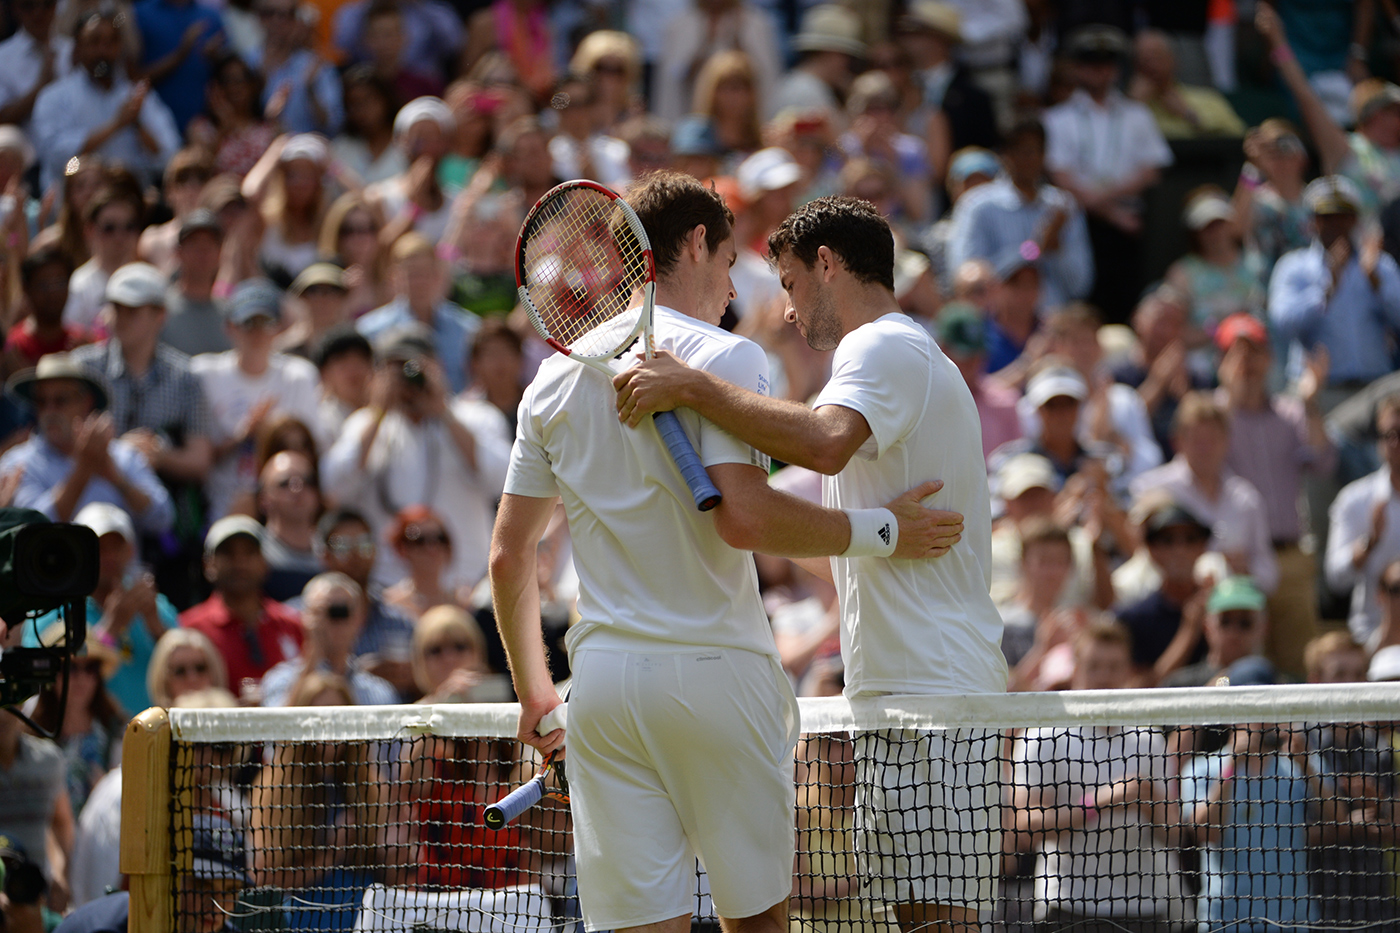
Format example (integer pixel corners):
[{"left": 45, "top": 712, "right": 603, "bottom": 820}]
[
  {"left": 485, "top": 705, "right": 570, "bottom": 829},
  {"left": 514, "top": 180, "right": 722, "bottom": 511}
]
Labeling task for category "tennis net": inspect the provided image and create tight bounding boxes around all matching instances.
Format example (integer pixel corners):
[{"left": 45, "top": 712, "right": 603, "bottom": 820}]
[{"left": 124, "top": 684, "right": 1400, "bottom": 933}]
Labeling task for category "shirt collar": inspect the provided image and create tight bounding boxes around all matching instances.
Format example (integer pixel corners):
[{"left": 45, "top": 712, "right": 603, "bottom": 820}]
[{"left": 1069, "top": 87, "right": 1124, "bottom": 112}]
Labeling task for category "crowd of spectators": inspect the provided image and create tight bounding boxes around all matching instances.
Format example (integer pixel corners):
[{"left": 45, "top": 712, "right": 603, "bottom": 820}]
[{"left": 2, "top": 0, "right": 1400, "bottom": 928}]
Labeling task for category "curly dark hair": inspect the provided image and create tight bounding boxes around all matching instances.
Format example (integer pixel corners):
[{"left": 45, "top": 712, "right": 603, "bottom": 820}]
[
  {"left": 626, "top": 171, "right": 734, "bottom": 279},
  {"left": 766, "top": 196, "right": 895, "bottom": 291}
]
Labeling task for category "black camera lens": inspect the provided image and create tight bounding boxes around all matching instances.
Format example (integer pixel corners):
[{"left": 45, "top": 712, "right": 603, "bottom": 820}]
[
  {"left": 13, "top": 523, "right": 99, "bottom": 600},
  {"left": 402, "top": 359, "right": 426, "bottom": 389}
]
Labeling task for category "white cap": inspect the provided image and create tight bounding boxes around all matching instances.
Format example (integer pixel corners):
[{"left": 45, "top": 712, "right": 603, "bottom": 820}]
[
  {"left": 1369, "top": 644, "right": 1400, "bottom": 681},
  {"left": 1183, "top": 194, "right": 1233, "bottom": 231},
  {"left": 997, "top": 453, "right": 1060, "bottom": 500},
  {"left": 0, "top": 125, "right": 35, "bottom": 169},
  {"left": 394, "top": 96, "right": 456, "bottom": 139},
  {"left": 280, "top": 133, "right": 329, "bottom": 165},
  {"left": 1024, "top": 366, "right": 1088, "bottom": 409},
  {"left": 204, "top": 514, "right": 265, "bottom": 556},
  {"left": 73, "top": 502, "right": 136, "bottom": 544},
  {"left": 105, "top": 262, "right": 167, "bottom": 308},
  {"left": 737, "top": 147, "right": 803, "bottom": 202}
]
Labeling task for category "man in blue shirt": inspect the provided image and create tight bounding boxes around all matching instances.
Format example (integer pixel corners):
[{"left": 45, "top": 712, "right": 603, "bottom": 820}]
[{"left": 134, "top": 0, "right": 224, "bottom": 131}]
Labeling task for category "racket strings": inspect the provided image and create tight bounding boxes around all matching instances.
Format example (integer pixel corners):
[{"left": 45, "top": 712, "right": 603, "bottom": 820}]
[{"left": 521, "top": 187, "right": 649, "bottom": 358}]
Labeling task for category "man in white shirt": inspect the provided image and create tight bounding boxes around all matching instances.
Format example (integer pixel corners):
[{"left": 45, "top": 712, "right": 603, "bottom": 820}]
[
  {"left": 614, "top": 195, "right": 1007, "bottom": 933},
  {"left": 494, "top": 174, "right": 960, "bottom": 933},
  {"left": 31, "top": 10, "right": 180, "bottom": 192},
  {"left": 191, "top": 279, "right": 321, "bottom": 520},
  {"left": 1042, "top": 25, "right": 1173, "bottom": 322},
  {"left": 0, "top": 0, "right": 73, "bottom": 133}
]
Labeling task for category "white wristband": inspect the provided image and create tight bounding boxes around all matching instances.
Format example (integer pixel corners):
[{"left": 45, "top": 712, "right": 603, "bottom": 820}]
[{"left": 841, "top": 508, "right": 898, "bottom": 558}]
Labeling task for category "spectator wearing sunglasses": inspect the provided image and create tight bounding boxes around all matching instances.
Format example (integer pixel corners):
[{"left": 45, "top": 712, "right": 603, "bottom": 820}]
[
  {"left": 257, "top": 450, "right": 323, "bottom": 602},
  {"left": 259, "top": 572, "right": 396, "bottom": 706},
  {"left": 383, "top": 505, "right": 466, "bottom": 619},
  {"left": 64, "top": 186, "right": 145, "bottom": 335},
  {"left": 147, "top": 628, "right": 228, "bottom": 707},
  {"left": 1161, "top": 575, "right": 1269, "bottom": 688}
]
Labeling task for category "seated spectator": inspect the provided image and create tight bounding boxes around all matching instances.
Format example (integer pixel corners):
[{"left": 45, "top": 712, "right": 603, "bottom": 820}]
[
  {"left": 137, "top": 149, "right": 214, "bottom": 275},
  {"left": 1270, "top": 176, "right": 1400, "bottom": 399},
  {"left": 244, "top": 134, "right": 332, "bottom": 285},
  {"left": 949, "top": 117, "right": 1093, "bottom": 311},
  {"left": 0, "top": 0, "right": 72, "bottom": 133},
  {"left": 1128, "top": 29, "right": 1244, "bottom": 138},
  {"left": 260, "top": 572, "right": 396, "bottom": 707},
  {"left": 360, "top": 0, "right": 443, "bottom": 106},
  {"left": 366, "top": 98, "right": 456, "bottom": 246},
  {"left": 0, "top": 704, "right": 72, "bottom": 903},
  {"left": 161, "top": 209, "right": 232, "bottom": 358},
  {"left": 1, "top": 353, "right": 174, "bottom": 533},
  {"left": 1131, "top": 392, "right": 1278, "bottom": 593},
  {"left": 1112, "top": 285, "right": 1209, "bottom": 457},
  {"left": 252, "top": 0, "right": 342, "bottom": 137},
  {"left": 179, "top": 515, "right": 303, "bottom": 695},
  {"left": 66, "top": 185, "right": 145, "bottom": 334},
  {"left": 669, "top": 115, "right": 724, "bottom": 182},
  {"left": 192, "top": 278, "right": 321, "bottom": 520},
  {"left": 31, "top": 10, "right": 180, "bottom": 192},
  {"left": 439, "top": 79, "right": 507, "bottom": 194},
  {"left": 1216, "top": 313, "right": 1334, "bottom": 676},
  {"left": 277, "top": 262, "right": 350, "bottom": 359},
  {"left": 24, "top": 502, "right": 173, "bottom": 714},
  {"left": 311, "top": 508, "right": 417, "bottom": 698},
  {"left": 997, "top": 518, "right": 1075, "bottom": 667},
  {"left": 333, "top": 0, "right": 461, "bottom": 90},
  {"left": 411, "top": 604, "right": 491, "bottom": 703},
  {"left": 990, "top": 362, "right": 1120, "bottom": 491},
  {"left": 318, "top": 193, "right": 391, "bottom": 318},
  {"left": 1113, "top": 495, "right": 1212, "bottom": 679},
  {"left": 769, "top": 4, "right": 863, "bottom": 122},
  {"left": 1326, "top": 395, "right": 1400, "bottom": 649},
  {"left": 1010, "top": 620, "right": 1185, "bottom": 926},
  {"left": 186, "top": 54, "right": 277, "bottom": 179},
  {"left": 462, "top": 318, "right": 524, "bottom": 432},
  {"left": 323, "top": 327, "right": 510, "bottom": 593},
  {"left": 356, "top": 235, "right": 480, "bottom": 395},
  {"left": 840, "top": 70, "right": 931, "bottom": 225},
  {"left": 312, "top": 327, "right": 374, "bottom": 441},
  {"left": 257, "top": 450, "right": 323, "bottom": 602},
  {"left": 382, "top": 505, "right": 467, "bottom": 618},
  {"left": 548, "top": 72, "right": 630, "bottom": 190},
  {"left": 5, "top": 247, "right": 85, "bottom": 373},
  {"left": 935, "top": 303, "right": 1021, "bottom": 460},
  {"left": 1181, "top": 656, "right": 1320, "bottom": 933},
  {"left": 691, "top": 51, "right": 764, "bottom": 171},
  {"left": 147, "top": 628, "right": 228, "bottom": 707},
  {"left": 39, "top": 155, "right": 107, "bottom": 271},
  {"left": 28, "top": 624, "right": 126, "bottom": 816},
  {"left": 571, "top": 30, "right": 643, "bottom": 135},
  {"left": 1161, "top": 575, "right": 1268, "bottom": 688},
  {"left": 1304, "top": 630, "right": 1370, "bottom": 685},
  {"left": 1165, "top": 188, "right": 1265, "bottom": 347},
  {"left": 1235, "top": 120, "right": 1311, "bottom": 283},
  {"left": 331, "top": 66, "right": 405, "bottom": 188}
]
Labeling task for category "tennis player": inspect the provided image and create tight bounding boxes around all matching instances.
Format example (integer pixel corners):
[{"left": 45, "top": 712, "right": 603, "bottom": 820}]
[
  {"left": 614, "top": 195, "right": 1008, "bottom": 933},
  {"left": 491, "top": 173, "right": 965, "bottom": 933}
]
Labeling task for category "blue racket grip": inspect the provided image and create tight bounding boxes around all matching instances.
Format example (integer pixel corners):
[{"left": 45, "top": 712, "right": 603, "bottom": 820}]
[
  {"left": 484, "top": 777, "right": 545, "bottom": 830},
  {"left": 653, "top": 410, "right": 722, "bottom": 511}
]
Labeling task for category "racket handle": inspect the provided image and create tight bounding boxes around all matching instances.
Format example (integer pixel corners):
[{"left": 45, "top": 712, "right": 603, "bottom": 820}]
[
  {"left": 654, "top": 410, "right": 722, "bottom": 511},
  {"left": 484, "top": 777, "right": 546, "bottom": 830}
]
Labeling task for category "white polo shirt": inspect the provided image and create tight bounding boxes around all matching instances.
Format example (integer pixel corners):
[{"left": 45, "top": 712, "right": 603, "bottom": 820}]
[
  {"left": 813, "top": 312, "right": 1007, "bottom": 696},
  {"left": 506, "top": 305, "right": 775, "bottom": 656}
]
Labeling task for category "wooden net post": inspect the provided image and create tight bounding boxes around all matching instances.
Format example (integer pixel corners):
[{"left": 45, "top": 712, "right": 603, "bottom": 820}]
[{"left": 122, "top": 707, "right": 172, "bottom": 933}]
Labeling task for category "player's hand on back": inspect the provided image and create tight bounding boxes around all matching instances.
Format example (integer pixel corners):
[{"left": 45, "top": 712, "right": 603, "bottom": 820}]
[
  {"left": 613, "top": 350, "right": 699, "bottom": 426},
  {"left": 886, "top": 479, "right": 964, "bottom": 559}
]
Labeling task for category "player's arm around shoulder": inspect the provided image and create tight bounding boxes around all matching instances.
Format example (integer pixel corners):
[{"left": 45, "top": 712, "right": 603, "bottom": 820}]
[{"left": 613, "top": 349, "right": 870, "bottom": 475}]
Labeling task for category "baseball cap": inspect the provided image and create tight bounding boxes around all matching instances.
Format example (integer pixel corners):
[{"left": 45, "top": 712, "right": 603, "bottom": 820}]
[
  {"left": 1066, "top": 25, "right": 1129, "bottom": 62},
  {"left": 179, "top": 208, "right": 223, "bottom": 243},
  {"left": 289, "top": 262, "right": 347, "bottom": 298},
  {"left": 1216, "top": 654, "right": 1278, "bottom": 687},
  {"left": 1214, "top": 312, "right": 1268, "bottom": 352},
  {"left": 279, "top": 133, "right": 329, "bottom": 165},
  {"left": 997, "top": 453, "right": 1060, "bottom": 500},
  {"left": 1368, "top": 644, "right": 1400, "bottom": 681},
  {"left": 1024, "top": 366, "right": 1088, "bottom": 409},
  {"left": 737, "top": 147, "right": 803, "bottom": 201},
  {"left": 1207, "top": 575, "right": 1267, "bottom": 614},
  {"left": 106, "top": 262, "right": 167, "bottom": 308},
  {"left": 374, "top": 322, "right": 435, "bottom": 362},
  {"left": 226, "top": 278, "right": 283, "bottom": 326},
  {"left": 1304, "top": 175, "right": 1363, "bottom": 215},
  {"left": 394, "top": 96, "right": 456, "bottom": 138},
  {"left": 73, "top": 501, "right": 136, "bottom": 545},
  {"left": 205, "top": 514, "right": 265, "bottom": 556},
  {"left": 1353, "top": 79, "right": 1400, "bottom": 124},
  {"left": 671, "top": 115, "right": 723, "bottom": 157},
  {"left": 948, "top": 148, "right": 1000, "bottom": 185},
  {"left": 1183, "top": 192, "right": 1234, "bottom": 231},
  {"left": 189, "top": 813, "right": 251, "bottom": 885},
  {"left": 934, "top": 302, "right": 986, "bottom": 356}
]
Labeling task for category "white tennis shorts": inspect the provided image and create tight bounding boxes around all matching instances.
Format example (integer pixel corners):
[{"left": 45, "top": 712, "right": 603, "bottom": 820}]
[
  {"left": 567, "top": 644, "right": 800, "bottom": 931},
  {"left": 852, "top": 727, "right": 1002, "bottom": 910}
]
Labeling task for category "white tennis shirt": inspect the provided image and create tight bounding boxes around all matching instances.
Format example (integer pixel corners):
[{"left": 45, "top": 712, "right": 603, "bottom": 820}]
[
  {"left": 812, "top": 313, "right": 1008, "bottom": 696},
  {"left": 506, "top": 306, "right": 776, "bottom": 657}
]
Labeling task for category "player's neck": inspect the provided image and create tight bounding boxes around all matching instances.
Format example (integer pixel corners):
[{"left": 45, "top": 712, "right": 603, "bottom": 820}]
[{"left": 837, "top": 282, "right": 902, "bottom": 338}]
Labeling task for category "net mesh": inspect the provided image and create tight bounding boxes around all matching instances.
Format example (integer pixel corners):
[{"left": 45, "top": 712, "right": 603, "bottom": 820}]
[
  {"left": 158, "top": 686, "right": 1400, "bottom": 933},
  {"left": 518, "top": 184, "right": 650, "bottom": 359}
]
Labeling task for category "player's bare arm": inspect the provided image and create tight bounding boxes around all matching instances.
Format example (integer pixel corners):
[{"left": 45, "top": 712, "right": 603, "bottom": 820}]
[
  {"left": 489, "top": 492, "right": 565, "bottom": 756},
  {"left": 710, "top": 467, "right": 963, "bottom": 560},
  {"left": 614, "top": 350, "right": 870, "bottom": 476}
]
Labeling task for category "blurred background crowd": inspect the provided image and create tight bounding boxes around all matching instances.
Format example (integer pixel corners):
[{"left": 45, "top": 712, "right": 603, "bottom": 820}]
[{"left": 6, "top": 0, "right": 1400, "bottom": 925}]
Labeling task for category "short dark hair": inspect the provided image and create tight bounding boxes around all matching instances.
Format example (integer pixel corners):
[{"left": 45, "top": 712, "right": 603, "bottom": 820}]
[
  {"left": 767, "top": 196, "right": 894, "bottom": 291},
  {"left": 470, "top": 317, "right": 523, "bottom": 362},
  {"left": 317, "top": 507, "right": 371, "bottom": 542},
  {"left": 312, "top": 325, "right": 373, "bottom": 370},
  {"left": 21, "top": 246, "right": 73, "bottom": 286},
  {"left": 1003, "top": 117, "right": 1047, "bottom": 149},
  {"left": 626, "top": 171, "right": 734, "bottom": 280},
  {"left": 85, "top": 185, "right": 144, "bottom": 227},
  {"left": 365, "top": 0, "right": 400, "bottom": 21}
]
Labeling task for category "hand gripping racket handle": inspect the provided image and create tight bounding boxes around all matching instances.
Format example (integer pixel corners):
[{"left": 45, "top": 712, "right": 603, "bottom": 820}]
[
  {"left": 654, "top": 411, "right": 722, "bottom": 511},
  {"left": 484, "top": 776, "right": 545, "bottom": 830}
]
